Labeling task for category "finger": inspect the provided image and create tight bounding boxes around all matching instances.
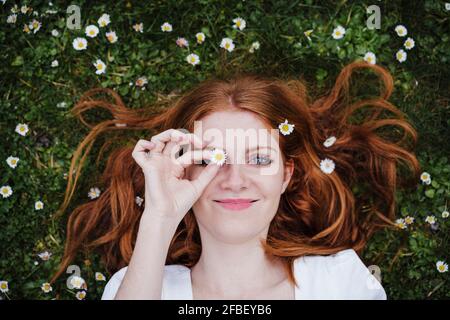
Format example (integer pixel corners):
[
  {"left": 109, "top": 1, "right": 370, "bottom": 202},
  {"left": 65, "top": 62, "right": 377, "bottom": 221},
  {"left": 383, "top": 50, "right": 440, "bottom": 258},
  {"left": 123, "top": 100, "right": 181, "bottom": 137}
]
[
  {"left": 151, "top": 129, "right": 204, "bottom": 154},
  {"left": 132, "top": 139, "right": 156, "bottom": 158},
  {"left": 169, "top": 131, "right": 205, "bottom": 151},
  {"left": 149, "top": 129, "right": 181, "bottom": 154},
  {"left": 149, "top": 137, "right": 166, "bottom": 154},
  {"left": 175, "top": 149, "right": 212, "bottom": 168},
  {"left": 191, "top": 162, "right": 221, "bottom": 197},
  {"left": 162, "top": 134, "right": 184, "bottom": 157}
]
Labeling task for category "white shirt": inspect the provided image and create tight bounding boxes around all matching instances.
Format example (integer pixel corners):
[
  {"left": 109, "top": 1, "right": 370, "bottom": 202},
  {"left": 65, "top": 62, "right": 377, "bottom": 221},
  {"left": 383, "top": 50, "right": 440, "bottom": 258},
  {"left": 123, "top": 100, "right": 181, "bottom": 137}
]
[{"left": 101, "top": 248, "right": 387, "bottom": 300}]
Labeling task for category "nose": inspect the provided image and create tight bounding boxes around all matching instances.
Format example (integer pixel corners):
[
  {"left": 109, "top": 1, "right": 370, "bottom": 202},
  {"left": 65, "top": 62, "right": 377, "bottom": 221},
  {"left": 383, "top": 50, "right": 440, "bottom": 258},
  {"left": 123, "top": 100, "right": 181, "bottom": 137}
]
[{"left": 219, "top": 164, "right": 249, "bottom": 192}]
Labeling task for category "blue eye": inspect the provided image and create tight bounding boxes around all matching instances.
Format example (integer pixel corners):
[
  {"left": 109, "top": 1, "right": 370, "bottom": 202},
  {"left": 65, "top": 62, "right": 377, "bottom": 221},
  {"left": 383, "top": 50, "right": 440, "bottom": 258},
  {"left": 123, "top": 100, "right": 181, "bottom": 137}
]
[{"left": 249, "top": 155, "right": 272, "bottom": 166}]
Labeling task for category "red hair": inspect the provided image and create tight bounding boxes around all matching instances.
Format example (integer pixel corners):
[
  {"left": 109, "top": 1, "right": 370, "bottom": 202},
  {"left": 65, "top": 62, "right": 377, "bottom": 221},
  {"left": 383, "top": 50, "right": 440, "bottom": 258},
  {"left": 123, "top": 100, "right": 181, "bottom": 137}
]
[{"left": 51, "top": 61, "right": 421, "bottom": 287}]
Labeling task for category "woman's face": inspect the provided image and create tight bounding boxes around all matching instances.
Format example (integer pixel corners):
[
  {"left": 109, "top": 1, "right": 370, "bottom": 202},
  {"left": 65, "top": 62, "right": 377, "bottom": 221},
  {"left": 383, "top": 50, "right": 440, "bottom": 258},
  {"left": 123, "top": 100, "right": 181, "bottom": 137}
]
[{"left": 186, "top": 110, "right": 294, "bottom": 244}]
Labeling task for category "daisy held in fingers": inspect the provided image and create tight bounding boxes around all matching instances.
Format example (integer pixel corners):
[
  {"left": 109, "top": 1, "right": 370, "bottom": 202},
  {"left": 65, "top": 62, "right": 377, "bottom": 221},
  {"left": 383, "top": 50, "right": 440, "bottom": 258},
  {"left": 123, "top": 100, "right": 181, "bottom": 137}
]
[{"left": 53, "top": 61, "right": 420, "bottom": 300}]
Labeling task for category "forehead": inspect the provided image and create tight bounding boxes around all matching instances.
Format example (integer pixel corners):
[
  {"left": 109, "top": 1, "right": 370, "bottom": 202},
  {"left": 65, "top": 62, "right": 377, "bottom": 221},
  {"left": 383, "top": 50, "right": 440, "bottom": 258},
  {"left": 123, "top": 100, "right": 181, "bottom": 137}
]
[
  {"left": 200, "top": 110, "right": 268, "bottom": 131},
  {"left": 198, "top": 110, "right": 278, "bottom": 147}
]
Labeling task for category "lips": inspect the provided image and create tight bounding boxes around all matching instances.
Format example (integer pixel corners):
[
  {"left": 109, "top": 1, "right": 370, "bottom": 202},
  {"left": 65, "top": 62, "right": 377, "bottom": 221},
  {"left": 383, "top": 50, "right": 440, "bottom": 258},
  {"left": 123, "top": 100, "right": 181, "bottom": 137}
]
[
  {"left": 213, "top": 198, "right": 258, "bottom": 211},
  {"left": 214, "top": 198, "right": 257, "bottom": 203}
]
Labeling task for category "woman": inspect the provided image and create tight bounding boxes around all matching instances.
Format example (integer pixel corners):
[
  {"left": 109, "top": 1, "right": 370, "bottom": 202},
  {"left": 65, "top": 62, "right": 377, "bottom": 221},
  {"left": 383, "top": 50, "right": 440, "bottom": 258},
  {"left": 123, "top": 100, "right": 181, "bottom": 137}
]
[{"left": 52, "top": 61, "right": 421, "bottom": 299}]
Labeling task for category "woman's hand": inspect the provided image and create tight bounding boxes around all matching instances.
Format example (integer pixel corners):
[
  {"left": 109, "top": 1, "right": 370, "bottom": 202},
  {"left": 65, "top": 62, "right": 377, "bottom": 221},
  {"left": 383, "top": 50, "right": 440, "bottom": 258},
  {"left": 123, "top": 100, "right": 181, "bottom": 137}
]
[{"left": 131, "top": 129, "right": 219, "bottom": 225}]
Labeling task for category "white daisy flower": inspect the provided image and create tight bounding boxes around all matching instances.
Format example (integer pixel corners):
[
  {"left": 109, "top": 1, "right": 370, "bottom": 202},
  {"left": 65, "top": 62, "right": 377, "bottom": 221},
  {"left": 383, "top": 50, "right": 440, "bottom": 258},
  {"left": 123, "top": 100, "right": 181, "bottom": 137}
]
[
  {"left": 304, "top": 29, "right": 313, "bottom": 41},
  {"left": 394, "top": 25, "right": 407, "bottom": 37},
  {"left": 15, "top": 123, "right": 29, "bottom": 136},
  {"left": 51, "top": 29, "right": 59, "bottom": 37},
  {"left": 105, "top": 31, "right": 118, "bottom": 43},
  {"left": 249, "top": 41, "right": 260, "bottom": 53},
  {"left": 395, "top": 218, "right": 407, "bottom": 229},
  {"left": 76, "top": 290, "right": 86, "bottom": 300},
  {"left": 95, "top": 272, "right": 106, "bottom": 281},
  {"left": 69, "top": 275, "right": 86, "bottom": 289},
  {"left": 132, "top": 22, "right": 143, "bottom": 33},
  {"left": 85, "top": 25, "right": 99, "bottom": 38},
  {"left": 35, "top": 200, "right": 44, "bottom": 210},
  {"left": 436, "top": 261, "right": 448, "bottom": 273},
  {"left": 51, "top": 59, "right": 59, "bottom": 67},
  {"left": 420, "top": 172, "right": 431, "bottom": 185},
  {"left": 41, "top": 282, "right": 52, "bottom": 293},
  {"left": 323, "top": 136, "right": 336, "bottom": 148},
  {"left": 196, "top": 32, "right": 205, "bottom": 44},
  {"left": 93, "top": 59, "right": 106, "bottom": 75},
  {"left": 7, "top": 14, "right": 17, "bottom": 24},
  {"left": 278, "top": 119, "right": 295, "bottom": 136},
  {"left": 72, "top": 37, "right": 87, "bottom": 51},
  {"left": 446, "top": 3, "right": 450, "bottom": 11},
  {"left": 57, "top": 101, "right": 67, "bottom": 108},
  {"left": 29, "top": 19, "right": 41, "bottom": 33},
  {"left": 425, "top": 215, "right": 436, "bottom": 225},
  {"left": 88, "top": 187, "right": 101, "bottom": 199},
  {"left": 98, "top": 13, "right": 110, "bottom": 27},
  {"left": 1, "top": 185, "right": 13, "bottom": 198},
  {"left": 320, "top": 158, "right": 335, "bottom": 174},
  {"left": 332, "top": 26, "right": 346, "bottom": 39},
  {"left": 186, "top": 53, "right": 200, "bottom": 66},
  {"left": 396, "top": 49, "right": 407, "bottom": 63},
  {"left": 21, "top": 5, "right": 30, "bottom": 14},
  {"left": 220, "top": 38, "right": 235, "bottom": 52},
  {"left": 404, "top": 216, "right": 415, "bottom": 225},
  {"left": 210, "top": 148, "right": 227, "bottom": 166},
  {"left": 442, "top": 210, "right": 449, "bottom": 218},
  {"left": 0, "top": 281, "right": 9, "bottom": 293},
  {"left": 6, "top": 156, "right": 20, "bottom": 169},
  {"left": 232, "top": 17, "right": 246, "bottom": 31},
  {"left": 37, "top": 251, "right": 51, "bottom": 261},
  {"left": 176, "top": 37, "right": 189, "bottom": 48},
  {"left": 364, "top": 52, "right": 376, "bottom": 65},
  {"left": 135, "top": 196, "right": 144, "bottom": 207},
  {"left": 161, "top": 22, "right": 172, "bottom": 32},
  {"left": 135, "top": 76, "right": 148, "bottom": 87},
  {"left": 404, "top": 37, "right": 415, "bottom": 50},
  {"left": 34, "top": 261, "right": 39, "bottom": 266}
]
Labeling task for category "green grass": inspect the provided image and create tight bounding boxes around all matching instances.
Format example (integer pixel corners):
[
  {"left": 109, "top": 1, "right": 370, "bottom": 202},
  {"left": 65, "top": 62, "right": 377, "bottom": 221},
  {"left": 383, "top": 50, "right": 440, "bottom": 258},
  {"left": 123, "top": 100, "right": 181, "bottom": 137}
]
[{"left": 0, "top": 0, "right": 449, "bottom": 299}]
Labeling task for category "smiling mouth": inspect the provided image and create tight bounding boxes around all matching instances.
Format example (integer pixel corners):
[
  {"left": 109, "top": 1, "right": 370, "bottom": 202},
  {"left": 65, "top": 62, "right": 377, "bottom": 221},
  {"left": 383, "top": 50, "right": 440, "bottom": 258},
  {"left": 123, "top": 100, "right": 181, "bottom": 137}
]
[
  {"left": 213, "top": 199, "right": 259, "bottom": 211},
  {"left": 213, "top": 200, "right": 259, "bottom": 203}
]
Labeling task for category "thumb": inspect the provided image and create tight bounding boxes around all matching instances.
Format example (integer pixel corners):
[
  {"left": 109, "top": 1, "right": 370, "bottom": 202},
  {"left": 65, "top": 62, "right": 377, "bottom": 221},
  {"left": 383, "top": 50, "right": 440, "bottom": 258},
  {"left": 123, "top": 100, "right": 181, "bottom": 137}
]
[{"left": 191, "top": 162, "right": 221, "bottom": 197}]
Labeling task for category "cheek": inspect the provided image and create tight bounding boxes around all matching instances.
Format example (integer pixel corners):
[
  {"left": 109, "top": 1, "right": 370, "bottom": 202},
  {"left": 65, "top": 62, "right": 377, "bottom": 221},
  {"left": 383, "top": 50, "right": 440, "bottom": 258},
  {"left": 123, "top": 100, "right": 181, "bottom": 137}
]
[{"left": 253, "top": 169, "right": 285, "bottom": 196}]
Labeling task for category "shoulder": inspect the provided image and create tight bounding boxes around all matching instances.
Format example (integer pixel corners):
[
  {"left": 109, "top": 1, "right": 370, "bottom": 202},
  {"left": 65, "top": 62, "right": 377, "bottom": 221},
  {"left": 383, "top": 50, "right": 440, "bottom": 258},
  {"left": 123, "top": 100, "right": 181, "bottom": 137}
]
[
  {"left": 101, "top": 264, "right": 190, "bottom": 300},
  {"left": 293, "top": 248, "right": 387, "bottom": 300}
]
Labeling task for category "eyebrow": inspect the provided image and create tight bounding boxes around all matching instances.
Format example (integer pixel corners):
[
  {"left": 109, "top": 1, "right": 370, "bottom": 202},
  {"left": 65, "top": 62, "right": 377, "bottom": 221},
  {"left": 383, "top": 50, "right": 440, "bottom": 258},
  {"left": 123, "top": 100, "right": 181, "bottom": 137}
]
[{"left": 204, "top": 145, "right": 276, "bottom": 153}]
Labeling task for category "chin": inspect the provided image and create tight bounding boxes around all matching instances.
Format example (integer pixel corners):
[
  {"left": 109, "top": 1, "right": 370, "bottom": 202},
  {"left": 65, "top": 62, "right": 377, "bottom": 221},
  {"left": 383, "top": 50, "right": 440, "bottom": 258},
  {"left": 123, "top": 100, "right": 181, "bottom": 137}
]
[{"left": 201, "top": 216, "right": 269, "bottom": 244}]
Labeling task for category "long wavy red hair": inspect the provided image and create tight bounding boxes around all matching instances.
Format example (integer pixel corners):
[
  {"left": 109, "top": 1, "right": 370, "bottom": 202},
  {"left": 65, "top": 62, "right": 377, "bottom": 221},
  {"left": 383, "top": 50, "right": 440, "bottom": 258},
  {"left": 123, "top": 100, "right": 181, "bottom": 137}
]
[{"left": 51, "top": 61, "right": 421, "bottom": 287}]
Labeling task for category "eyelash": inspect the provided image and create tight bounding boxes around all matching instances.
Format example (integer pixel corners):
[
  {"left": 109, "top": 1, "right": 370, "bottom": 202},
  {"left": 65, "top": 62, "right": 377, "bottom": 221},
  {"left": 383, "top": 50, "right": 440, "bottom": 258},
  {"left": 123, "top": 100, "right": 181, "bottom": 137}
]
[
  {"left": 249, "top": 155, "right": 273, "bottom": 166},
  {"left": 197, "top": 155, "right": 273, "bottom": 166}
]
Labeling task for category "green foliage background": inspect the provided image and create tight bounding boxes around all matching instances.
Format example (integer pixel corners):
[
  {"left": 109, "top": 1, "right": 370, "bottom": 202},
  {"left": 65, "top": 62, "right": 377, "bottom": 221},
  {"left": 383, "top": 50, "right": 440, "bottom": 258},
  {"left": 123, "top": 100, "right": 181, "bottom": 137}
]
[{"left": 0, "top": 0, "right": 449, "bottom": 299}]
